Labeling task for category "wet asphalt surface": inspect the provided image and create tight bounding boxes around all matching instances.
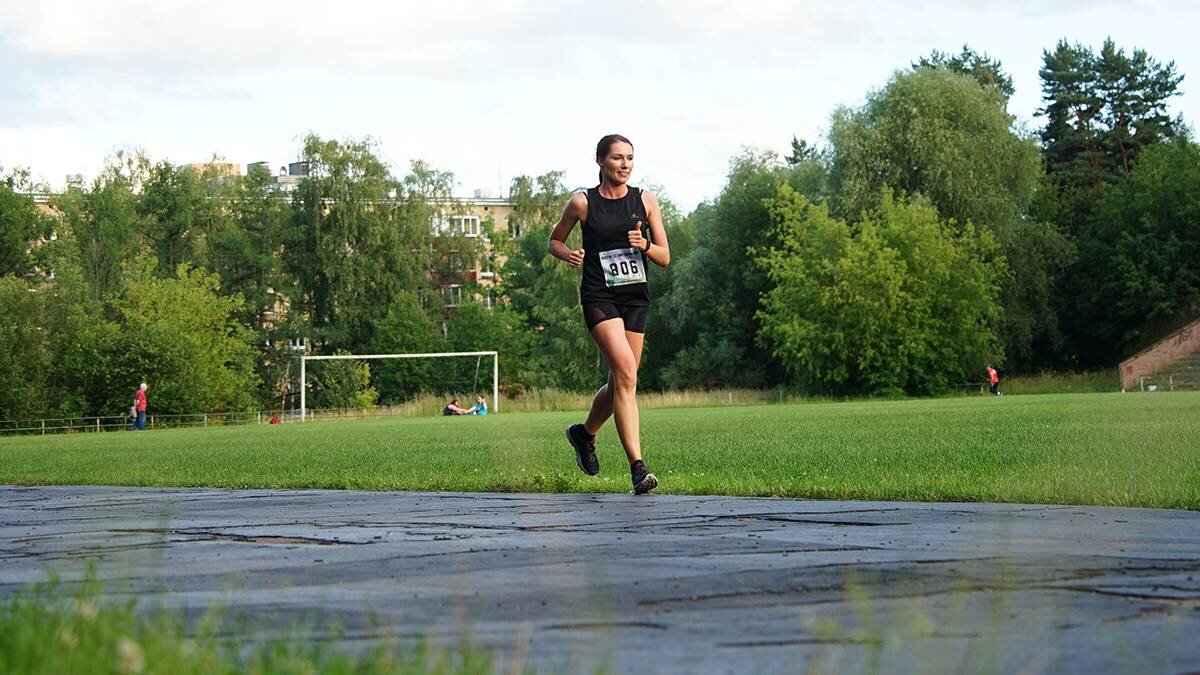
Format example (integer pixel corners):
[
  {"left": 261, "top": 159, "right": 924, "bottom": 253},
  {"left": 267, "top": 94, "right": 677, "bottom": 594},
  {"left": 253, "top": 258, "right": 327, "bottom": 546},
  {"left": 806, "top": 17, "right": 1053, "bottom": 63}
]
[{"left": 2, "top": 486, "right": 1199, "bottom": 673}]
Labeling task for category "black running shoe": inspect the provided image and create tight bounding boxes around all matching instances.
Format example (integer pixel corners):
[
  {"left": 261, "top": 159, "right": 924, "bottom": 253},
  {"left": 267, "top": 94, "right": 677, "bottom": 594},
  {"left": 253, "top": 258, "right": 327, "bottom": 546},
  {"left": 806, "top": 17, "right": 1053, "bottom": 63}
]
[
  {"left": 566, "top": 424, "right": 600, "bottom": 476},
  {"left": 631, "top": 461, "right": 658, "bottom": 495}
]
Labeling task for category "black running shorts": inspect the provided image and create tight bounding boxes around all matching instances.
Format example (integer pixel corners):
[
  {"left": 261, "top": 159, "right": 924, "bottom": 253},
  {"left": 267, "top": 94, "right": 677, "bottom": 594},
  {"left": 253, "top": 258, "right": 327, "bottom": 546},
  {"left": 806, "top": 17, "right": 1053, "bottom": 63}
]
[{"left": 582, "top": 302, "right": 648, "bottom": 333}]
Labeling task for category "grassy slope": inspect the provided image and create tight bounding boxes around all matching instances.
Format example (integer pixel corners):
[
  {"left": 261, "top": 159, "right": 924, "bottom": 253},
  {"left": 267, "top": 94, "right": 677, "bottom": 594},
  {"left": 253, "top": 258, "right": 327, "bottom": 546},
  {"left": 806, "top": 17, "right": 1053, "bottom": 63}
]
[{"left": 2, "top": 392, "right": 1197, "bottom": 509}]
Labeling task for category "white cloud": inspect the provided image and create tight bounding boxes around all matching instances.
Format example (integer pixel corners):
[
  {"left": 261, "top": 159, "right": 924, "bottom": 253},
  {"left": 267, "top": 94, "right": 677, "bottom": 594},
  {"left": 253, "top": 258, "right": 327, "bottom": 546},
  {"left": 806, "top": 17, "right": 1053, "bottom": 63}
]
[
  {"left": 1, "top": 0, "right": 1197, "bottom": 208},
  {"left": 0, "top": 0, "right": 889, "bottom": 79}
]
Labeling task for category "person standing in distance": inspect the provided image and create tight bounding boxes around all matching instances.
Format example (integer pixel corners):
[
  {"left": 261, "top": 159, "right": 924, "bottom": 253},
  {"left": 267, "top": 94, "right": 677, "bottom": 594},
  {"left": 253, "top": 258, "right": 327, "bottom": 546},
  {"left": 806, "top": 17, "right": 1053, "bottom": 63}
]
[
  {"left": 130, "top": 382, "right": 148, "bottom": 431},
  {"left": 986, "top": 364, "right": 1001, "bottom": 396},
  {"left": 548, "top": 134, "right": 671, "bottom": 495}
]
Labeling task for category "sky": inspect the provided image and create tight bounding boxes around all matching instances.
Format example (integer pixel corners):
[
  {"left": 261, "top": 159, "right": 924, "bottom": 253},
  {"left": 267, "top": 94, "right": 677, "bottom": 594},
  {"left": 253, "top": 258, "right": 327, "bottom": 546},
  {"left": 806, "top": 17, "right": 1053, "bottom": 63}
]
[{"left": 2, "top": 0, "right": 1198, "bottom": 211}]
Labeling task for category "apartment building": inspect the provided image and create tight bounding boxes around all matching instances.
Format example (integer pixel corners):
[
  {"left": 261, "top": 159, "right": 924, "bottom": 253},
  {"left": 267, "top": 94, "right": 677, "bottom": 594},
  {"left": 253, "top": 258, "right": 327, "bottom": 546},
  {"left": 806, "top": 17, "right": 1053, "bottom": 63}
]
[{"left": 434, "top": 193, "right": 515, "bottom": 310}]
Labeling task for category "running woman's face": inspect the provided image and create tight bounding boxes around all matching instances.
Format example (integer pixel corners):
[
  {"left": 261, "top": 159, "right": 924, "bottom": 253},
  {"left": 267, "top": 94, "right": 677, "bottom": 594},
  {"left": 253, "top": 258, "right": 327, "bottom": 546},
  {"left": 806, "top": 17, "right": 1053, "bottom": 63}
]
[{"left": 598, "top": 142, "right": 634, "bottom": 186}]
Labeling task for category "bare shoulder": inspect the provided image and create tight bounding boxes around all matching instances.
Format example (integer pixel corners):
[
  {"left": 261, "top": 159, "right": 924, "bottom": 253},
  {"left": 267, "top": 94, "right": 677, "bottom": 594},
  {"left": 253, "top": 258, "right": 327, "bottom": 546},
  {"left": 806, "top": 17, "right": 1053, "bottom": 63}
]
[
  {"left": 568, "top": 191, "right": 588, "bottom": 219},
  {"left": 639, "top": 188, "right": 660, "bottom": 212}
]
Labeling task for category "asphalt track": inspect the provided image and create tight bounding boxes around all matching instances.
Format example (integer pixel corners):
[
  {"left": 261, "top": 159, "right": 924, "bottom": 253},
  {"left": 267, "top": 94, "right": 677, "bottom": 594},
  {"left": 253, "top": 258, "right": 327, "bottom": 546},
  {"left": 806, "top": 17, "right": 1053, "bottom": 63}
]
[{"left": 2, "top": 486, "right": 1199, "bottom": 674}]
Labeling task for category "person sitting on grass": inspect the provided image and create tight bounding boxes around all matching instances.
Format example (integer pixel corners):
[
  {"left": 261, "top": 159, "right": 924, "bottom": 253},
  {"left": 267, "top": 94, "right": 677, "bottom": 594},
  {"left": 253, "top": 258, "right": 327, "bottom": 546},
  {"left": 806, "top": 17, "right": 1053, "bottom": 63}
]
[
  {"left": 443, "top": 398, "right": 472, "bottom": 416},
  {"left": 468, "top": 395, "right": 488, "bottom": 416}
]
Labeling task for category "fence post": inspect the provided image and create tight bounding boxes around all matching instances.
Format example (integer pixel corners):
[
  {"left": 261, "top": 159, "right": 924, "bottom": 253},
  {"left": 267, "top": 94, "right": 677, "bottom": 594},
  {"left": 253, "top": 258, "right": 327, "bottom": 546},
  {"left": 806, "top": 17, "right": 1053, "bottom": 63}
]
[
  {"left": 41, "top": 420, "right": 45, "bottom": 435},
  {"left": 95, "top": 417, "right": 100, "bottom": 432},
  {"left": 203, "top": 414, "right": 208, "bottom": 428},
  {"left": 1170, "top": 374, "right": 1174, "bottom": 392}
]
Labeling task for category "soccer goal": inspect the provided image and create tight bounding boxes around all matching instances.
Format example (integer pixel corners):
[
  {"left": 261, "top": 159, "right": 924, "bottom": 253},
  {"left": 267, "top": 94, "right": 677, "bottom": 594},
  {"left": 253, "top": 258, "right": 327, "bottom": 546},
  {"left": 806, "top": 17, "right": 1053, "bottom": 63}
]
[{"left": 299, "top": 351, "right": 498, "bottom": 420}]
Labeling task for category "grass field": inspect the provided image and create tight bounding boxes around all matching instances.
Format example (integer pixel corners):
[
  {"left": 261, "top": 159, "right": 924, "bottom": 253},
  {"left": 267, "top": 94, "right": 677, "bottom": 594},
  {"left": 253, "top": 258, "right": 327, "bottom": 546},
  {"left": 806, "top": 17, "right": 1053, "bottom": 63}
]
[
  {"left": 2, "top": 392, "right": 1197, "bottom": 509},
  {"left": 1, "top": 573, "right": 494, "bottom": 675}
]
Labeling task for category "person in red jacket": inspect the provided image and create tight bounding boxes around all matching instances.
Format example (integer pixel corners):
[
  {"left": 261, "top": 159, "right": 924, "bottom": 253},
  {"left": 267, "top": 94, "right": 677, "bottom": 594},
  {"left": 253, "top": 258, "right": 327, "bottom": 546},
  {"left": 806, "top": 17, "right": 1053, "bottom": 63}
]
[
  {"left": 986, "top": 365, "right": 1001, "bottom": 396},
  {"left": 130, "top": 382, "right": 148, "bottom": 430}
]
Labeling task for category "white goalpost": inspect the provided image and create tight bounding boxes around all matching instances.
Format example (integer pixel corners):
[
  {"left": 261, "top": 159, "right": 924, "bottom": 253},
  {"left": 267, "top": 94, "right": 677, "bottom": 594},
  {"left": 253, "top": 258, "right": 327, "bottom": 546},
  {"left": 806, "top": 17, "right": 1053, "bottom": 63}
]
[{"left": 299, "top": 351, "right": 499, "bottom": 420}]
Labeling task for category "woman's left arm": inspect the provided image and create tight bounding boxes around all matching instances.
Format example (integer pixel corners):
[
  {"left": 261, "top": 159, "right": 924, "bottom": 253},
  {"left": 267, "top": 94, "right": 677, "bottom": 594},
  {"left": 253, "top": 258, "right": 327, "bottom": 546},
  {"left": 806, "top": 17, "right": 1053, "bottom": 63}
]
[{"left": 640, "top": 190, "right": 670, "bottom": 267}]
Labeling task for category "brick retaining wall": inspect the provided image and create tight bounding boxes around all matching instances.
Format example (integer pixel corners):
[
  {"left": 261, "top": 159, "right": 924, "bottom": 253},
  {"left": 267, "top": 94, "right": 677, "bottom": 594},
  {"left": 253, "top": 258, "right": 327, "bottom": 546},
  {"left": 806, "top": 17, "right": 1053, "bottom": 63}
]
[{"left": 1120, "top": 317, "right": 1200, "bottom": 390}]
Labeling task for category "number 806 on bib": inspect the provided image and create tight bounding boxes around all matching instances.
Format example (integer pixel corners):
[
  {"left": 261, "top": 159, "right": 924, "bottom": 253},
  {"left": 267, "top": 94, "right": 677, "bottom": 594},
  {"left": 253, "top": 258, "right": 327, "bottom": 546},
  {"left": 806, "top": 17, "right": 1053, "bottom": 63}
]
[{"left": 599, "top": 247, "right": 647, "bottom": 287}]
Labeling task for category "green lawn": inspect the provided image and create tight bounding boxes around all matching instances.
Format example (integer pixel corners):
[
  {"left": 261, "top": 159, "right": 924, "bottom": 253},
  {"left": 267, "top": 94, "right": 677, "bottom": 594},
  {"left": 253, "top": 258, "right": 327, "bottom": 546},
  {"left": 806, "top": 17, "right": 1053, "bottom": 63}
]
[{"left": 2, "top": 392, "right": 1198, "bottom": 509}]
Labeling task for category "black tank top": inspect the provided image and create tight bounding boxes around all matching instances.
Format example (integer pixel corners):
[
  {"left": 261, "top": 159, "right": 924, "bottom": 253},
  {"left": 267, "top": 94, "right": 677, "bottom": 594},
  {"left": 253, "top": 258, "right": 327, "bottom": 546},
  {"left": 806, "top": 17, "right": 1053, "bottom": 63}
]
[{"left": 580, "top": 186, "right": 650, "bottom": 306}]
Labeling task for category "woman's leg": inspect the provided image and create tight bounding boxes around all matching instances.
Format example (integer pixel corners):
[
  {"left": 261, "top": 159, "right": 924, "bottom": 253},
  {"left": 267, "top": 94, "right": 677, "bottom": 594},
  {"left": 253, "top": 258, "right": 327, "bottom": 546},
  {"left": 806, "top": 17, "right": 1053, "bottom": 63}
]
[
  {"left": 582, "top": 372, "right": 614, "bottom": 435},
  {"left": 588, "top": 319, "right": 645, "bottom": 463},
  {"left": 583, "top": 323, "right": 646, "bottom": 436}
]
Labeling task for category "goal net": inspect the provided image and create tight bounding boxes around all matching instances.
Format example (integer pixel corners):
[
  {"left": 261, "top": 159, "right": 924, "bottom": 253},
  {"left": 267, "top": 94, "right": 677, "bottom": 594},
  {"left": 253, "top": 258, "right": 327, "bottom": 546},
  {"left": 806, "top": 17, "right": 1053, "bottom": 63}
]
[{"left": 299, "top": 351, "right": 498, "bottom": 420}]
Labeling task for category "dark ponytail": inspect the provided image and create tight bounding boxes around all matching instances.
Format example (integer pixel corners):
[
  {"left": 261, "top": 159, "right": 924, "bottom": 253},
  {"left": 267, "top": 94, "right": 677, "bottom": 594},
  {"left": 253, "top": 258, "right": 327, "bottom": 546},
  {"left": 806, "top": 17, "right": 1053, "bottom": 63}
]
[{"left": 595, "top": 133, "right": 633, "bottom": 185}]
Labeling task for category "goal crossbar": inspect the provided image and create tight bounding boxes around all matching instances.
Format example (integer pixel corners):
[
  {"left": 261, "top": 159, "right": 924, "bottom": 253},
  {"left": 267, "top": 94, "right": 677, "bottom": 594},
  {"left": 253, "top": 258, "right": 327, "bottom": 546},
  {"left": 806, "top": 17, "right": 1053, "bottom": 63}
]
[{"left": 300, "top": 351, "right": 498, "bottom": 420}]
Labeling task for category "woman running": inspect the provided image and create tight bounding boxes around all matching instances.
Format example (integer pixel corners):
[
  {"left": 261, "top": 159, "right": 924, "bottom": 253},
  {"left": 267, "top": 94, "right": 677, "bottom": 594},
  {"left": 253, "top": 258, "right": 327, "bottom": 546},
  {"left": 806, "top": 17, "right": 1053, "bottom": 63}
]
[{"left": 548, "top": 134, "right": 671, "bottom": 494}]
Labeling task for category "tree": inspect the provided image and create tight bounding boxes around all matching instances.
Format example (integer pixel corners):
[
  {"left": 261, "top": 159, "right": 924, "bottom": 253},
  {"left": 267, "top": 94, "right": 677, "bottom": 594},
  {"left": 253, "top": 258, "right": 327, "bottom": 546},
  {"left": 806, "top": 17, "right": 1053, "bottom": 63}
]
[
  {"left": 828, "top": 66, "right": 1069, "bottom": 369},
  {"left": 914, "top": 45, "right": 1016, "bottom": 102},
  {"left": 757, "top": 186, "right": 1004, "bottom": 396},
  {"left": 504, "top": 172, "right": 570, "bottom": 242},
  {"left": 369, "top": 291, "right": 443, "bottom": 402},
  {"left": 1088, "top": 139, "right": 1200, "bottom": 356},
  {"left": 786, "top": 136, "right": 819, "bottom": 165},
  {"left": 1040, "top": 38, "right": 1183, "bottom": 186},
  {"left": 138, "top": 161, "right": 225, "bottom": 275},
  {"left": 311, "top": 355, "right": 378, "bottom": 410},
  {"left": 105, "top": 262, "right": 261, "bottom": 415},
  {"left": 41, "top": 268, "right": 115, "bottom": 418},
  {"left": 513, "top": 235, "right": 605, "bottom": 391},
  {"left": 829, "top": 67, "right": 1036, "bottom": 231},
  {"left": 637, "top": 185, "right": 691, "bottom": 390},
  {"left": 444, "top": 300, "right": 533, "bottom": 397},
  {"left": 1036, "top": 38, "right": 1186, "bottom": 366},
  {"left": 496, "top": 171, "right": 573, "bottom": 319},
  {"left": 55, "top": 153, "right": 149, "bottom": 300},
  {"left": 496, "top": 172, "right": 607, "bottom": 391},
  {"left": 407, "top": 159, "right": 484, "bottom": 318},
  {"left": 656, "top": 150, "right": 825, "bottom": 388},
  {"left": 0, "top": 277, "right": 53, "bottom": 419},
  {"left": 0, "top": 169, "right": 50, "bottom": 278},
  {"left": 283, "top": 136, "right": 467, "bottom": 353},
  {"left": 207, "top": 164, "right": 290, "bottom": 405},
  {"left": 0, "top": 257, "right": 120, "bottom": 420}
]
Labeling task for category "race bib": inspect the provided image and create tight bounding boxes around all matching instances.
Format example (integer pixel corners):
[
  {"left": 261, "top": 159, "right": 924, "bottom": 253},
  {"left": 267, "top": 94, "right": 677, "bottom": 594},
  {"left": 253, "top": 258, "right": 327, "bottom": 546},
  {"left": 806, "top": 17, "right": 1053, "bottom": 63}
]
[{"left": 599, "top": 247, "right": 647, "bottom": 287}]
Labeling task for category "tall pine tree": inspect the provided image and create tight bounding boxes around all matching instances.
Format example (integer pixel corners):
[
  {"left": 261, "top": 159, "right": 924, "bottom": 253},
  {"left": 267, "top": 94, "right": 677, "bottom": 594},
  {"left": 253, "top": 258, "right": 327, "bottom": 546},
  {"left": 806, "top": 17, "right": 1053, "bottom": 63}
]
[{"left": 1036, "top": 38, "right": 1185, "bottom": 366}]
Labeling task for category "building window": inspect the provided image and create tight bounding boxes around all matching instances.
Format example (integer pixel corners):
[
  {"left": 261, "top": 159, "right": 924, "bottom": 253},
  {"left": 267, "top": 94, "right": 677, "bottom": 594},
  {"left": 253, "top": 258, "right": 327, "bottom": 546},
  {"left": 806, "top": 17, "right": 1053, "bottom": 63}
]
[
  {"left": 484, "top": 293, "right": 494, "bottom": 310},
  {"left": 456, "top": 215, "right": 480, "bottom": 237},
  {"left": 432, "top": 215, "right": 481, "bottom": 237},
  {"left": 480, "top": 257, "right": 494, "bottom": 278},
  {"left": 510, "top": 221, "right": 523, "bottom": 239},
  {"left": 444, "top": 284, "right": 463, "bottom": 307}
]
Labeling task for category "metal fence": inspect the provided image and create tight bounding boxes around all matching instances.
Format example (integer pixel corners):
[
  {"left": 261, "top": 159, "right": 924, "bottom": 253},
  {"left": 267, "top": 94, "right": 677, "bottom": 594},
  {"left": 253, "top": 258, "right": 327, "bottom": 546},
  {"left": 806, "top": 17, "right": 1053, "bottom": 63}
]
[
  {"left": 1136, "top": 373, "right": 1199, "bottom": 392},
  {"left": 0, "top": 404, "right": 468, "bottom": 437},
  {"left": 0, "top": 410, "right": 293, "bottom": 436}
]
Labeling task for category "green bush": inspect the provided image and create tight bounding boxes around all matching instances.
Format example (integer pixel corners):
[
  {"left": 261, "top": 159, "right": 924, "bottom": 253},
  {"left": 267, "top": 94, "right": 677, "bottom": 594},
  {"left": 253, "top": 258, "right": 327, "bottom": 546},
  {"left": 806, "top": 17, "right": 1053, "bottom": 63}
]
[{"left": 757, "top": 187, "right": 1004, "bottom": 396}]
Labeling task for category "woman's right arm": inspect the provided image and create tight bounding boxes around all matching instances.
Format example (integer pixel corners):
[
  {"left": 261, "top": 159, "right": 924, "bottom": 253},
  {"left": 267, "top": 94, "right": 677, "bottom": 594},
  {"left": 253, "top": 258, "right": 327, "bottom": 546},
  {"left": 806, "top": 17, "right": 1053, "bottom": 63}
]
[{"left": 547, "top": 193, "right": 587, "bottom": 268}]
